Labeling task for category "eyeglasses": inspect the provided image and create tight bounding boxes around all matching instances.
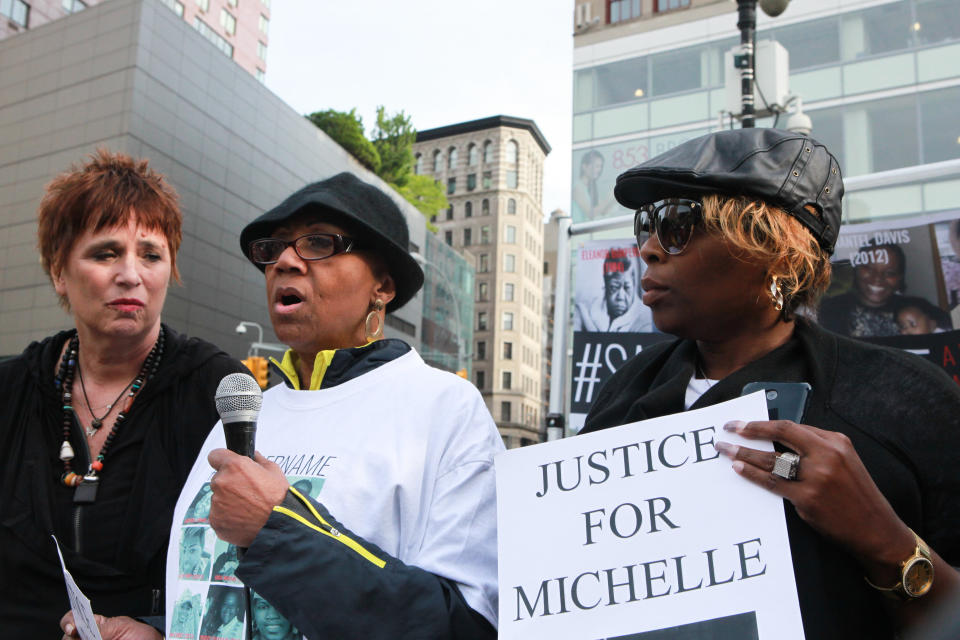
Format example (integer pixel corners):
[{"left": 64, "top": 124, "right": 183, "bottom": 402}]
[
  {"left": 634, "top": 198, "right": 703, "bottom": 255},
  {"left": 249, "top": 233, "right": 355, "bottom": 265}
]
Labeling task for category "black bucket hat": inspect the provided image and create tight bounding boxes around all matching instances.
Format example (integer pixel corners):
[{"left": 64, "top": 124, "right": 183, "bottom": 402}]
[
  {"left": 614, "top": 128, "right": 844, "bottom": 254},
  {"left": 240, "top": 172, "right": 424, "bottom": 312}
]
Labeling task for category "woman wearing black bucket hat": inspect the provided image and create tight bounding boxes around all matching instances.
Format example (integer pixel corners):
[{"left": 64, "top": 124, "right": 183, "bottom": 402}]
[
  {"left": 581, "top": 129, "right": 959, "bottom": 638},
  {"left": 63, "top": 173, "right": 502, "bottom": 640}
]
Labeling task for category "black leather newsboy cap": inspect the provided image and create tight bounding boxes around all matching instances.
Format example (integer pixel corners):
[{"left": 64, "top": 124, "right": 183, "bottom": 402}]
[
  {"left": 240, "top": 172, "right": 424, "bottom": 312},
  {"left": 614, "top": 128, "right": 844, "bottom": 254}
]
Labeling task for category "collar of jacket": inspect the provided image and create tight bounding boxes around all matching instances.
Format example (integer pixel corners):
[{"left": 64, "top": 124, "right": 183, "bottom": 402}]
[{"left": 269, "top": 339, "right": 412, "bottom": 391}]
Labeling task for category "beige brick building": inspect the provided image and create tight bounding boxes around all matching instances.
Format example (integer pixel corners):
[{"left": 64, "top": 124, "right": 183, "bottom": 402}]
[
  {"left": 414, "top": 116, "right": 550, "bottom": 447},
  {"left": 0, "top": 0, "right": 270, "bottom": 79}
]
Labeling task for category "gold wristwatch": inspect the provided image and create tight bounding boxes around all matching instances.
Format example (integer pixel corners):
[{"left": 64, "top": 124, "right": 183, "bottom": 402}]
[{"left": 865, "top": 529, "right": 934, "bottom": 600}]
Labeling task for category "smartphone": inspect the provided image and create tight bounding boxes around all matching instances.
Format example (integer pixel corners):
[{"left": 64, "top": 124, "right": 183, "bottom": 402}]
[{"left": 741, "top": 381, "right": 812, "bottom": 423}]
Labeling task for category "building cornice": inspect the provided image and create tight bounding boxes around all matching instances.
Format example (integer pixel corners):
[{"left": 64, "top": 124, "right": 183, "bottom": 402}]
[{"left": 416, "top": 116, "right": 552, "bottom": 156}]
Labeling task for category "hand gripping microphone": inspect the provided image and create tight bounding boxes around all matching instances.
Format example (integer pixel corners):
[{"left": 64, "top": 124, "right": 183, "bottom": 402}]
[{"left": 214, "top": 373, "right": 263, "bottom": 460}]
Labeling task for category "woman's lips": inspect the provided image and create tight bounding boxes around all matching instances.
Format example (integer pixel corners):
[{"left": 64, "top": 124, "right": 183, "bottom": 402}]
[
  {"left": 640, "top": 278, "right": 669, "bottom": 306},
  {"left": 108, "top": 298, "right": 144, "bottom": 313}
]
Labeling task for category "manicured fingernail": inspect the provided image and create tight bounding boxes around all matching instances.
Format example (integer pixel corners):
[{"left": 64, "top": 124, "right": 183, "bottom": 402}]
[
  {"left": 714, "top": 441, "right": 738, "bottom": 458},
  {"left": 65, "top": 624, "right": 74, "bottom": 635},
  {"left": 724, "top": 420, "right": 745, "bottom": 432},
  {"left": 732, "top": 461, "right": 745, "bottom": 474}
]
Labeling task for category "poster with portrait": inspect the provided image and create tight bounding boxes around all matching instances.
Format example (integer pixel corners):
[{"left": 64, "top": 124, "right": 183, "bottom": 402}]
[
  {"left": 814, "top": 211, "right": 960, "bottom": 385},
  {"left": 571, "top": 131, "right": 708, "bottom": 223},
  {"left": 570, "top": 238, "right": 672, "bottom": 432}
]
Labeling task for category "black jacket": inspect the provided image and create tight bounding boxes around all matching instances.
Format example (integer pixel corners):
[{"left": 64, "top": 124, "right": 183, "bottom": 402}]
[
  {"left": 582, "top": 318, "right": 960, "bottom": 639},
  {"left": 0, "top": 326, "right": 244, "bottom": 637}
]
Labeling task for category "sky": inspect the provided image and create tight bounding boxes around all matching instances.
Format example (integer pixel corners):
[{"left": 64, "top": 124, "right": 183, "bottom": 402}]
[{"left": 264, "top": 0, "right": 575, "bottom": 217}]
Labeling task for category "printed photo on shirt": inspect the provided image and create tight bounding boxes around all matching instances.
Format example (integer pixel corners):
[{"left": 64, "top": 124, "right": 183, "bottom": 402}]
[
  {"left": 178, "top": 526, "right": 213, "bottom": 581},
  {"left": 210, "top": 539, "right": 241, "bottom": 584},
  {"left": 169, "top": 587, "right": 203, "bottom": 639},
  {"left": 250, "top": 590, "right": 303, "bottom": 640},
  {"left": 288, "top": 475, "right": 325, "bottom": 500},
  {"left": 199, "top": 585, "right": 245, "bottom": 640},
  {"left": 183, "top": 482, "right": 213, "bottom": 525}
]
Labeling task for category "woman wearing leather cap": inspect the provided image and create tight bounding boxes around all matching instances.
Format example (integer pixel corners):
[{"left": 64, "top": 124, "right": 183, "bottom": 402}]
[
  {"left": 580, "top": 128, "right": 960, "bottom": 638},
  {"left": 63, "top": 172, "right": 503, "bottom": 640}
]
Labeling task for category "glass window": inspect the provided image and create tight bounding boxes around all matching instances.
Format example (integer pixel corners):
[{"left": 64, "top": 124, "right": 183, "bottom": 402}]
[
  {"left": 505, "top": 225, "right": 516, "bottom": 243},
  {"left": 433, "top": 150, "right": 443, "bottom": 173},
  {"left": 444, "top": 230, "right": 453, "bottom": 246},
  {"left": 506, "top": 171, "right": 518, "bottom": 189},
  {"left": 478, "top": 312, "right": 488, "bottom": 331},
  {"left": 448, "top": 147, "right": 458, "bottom": 170},
  {"left": 227, "top": 0, "right": 237, "bottom": 6},
  {"left": 609, "top": 0, "right": 641, "bottom": 24},
  {"left": 476, "top": 370, "right": 485, "bottom": 389},
  {"left": 482, "top": 171, "right": 492, "bottom": 189},
  {"left": 760, "top": 17, "right": 839, "bottom": 71},
  {"left": 194, "top": 18, "right": 234, "bottom": 57},
  {"left": 507, "top": 198, "right": 516, "bottom": 214},
  {"left": 480, "top": 226, "right": 490, "bottom": 245},
  {"left": 502, "top": 371, "right": 512, "bottom": 390},
  {"left": 504, "top": 283, "right": 515, "bottom": 302},
  {"left": 463, "top": 228, "right": 472, "bottom": 246},
  {"left": 255, "top": 68, "right": 265, "bottom": 83},
  {"left": 503, "top": 342, "right": 513, "bottom": 359},
  {"left": 650, "top": 46, "right": 702, "bottom": 96},
  {"left": 261, "top": 0, "right": 270, "bottom": 7},
  {"left": 506, "top": 140, "right": 519, "bottom": 164},
  {"left": 257, "top": 41, "right": 267, "bottom": 61},
  {"left": 483, "top": 141, "right": 494, "bottom": 163},
  {"left": 867, "top": 96, "right": 919, "bottom": 173},
  {"left": 196, "top": 0, "right": 209, "bottom": 11},
  {"left": 504, "top": 254, "right": 516, "bottom": 272},
  {"left": 259, "top": 14, "right": 269, "bottom": 34},
  {"left": 447, "top": 177, "right": 456, "bottom": 195},
  {"left": 465, "top": 201, "right": 473, "bottom": 217},
  {"left": 502, "top": 312, "right": 514, "bottom": 331},
  {"left": 468, "top": 144, "right": 479, "bottom": 166},
  {"left": 477, "top": 341, "right": 486, "bottom": 360},
  {"left": 220, "top": 9, "right": 237, "bottom": 35},
  {"left": 482, "top": 198, "right": 490, "bottom": 215},
  {"left": 655, "top": 0, "right": 690, "bottom": 11},
  {"left": 479, "top": 253, "right": 489, "bottom": 271},
  {"left": 414, "top": 153, "right": 423, "bottom": 175},
  {"left": 841, "top": 2, "right": 911, "bottom": 60},
  {"left": 478, "top": 281, "right": 488, "bottom": 301},
  {"left": 501, "top": 401, "right": 512, "bottom": 422},
  {"left": 61, "top": 0, "right": 87, "bottom": 13},
  {"left": 595, "top": 57, "right": 648, "bottom": 109},
  {"left": 915, "top": 0, "right": 960, "bottom": 46},
  {"left": 467, "top": 174, "right": 477, "bottom": 191},
  {"left": 920, "top": 86, "right": 960, "bottom": 164},
  {"left": 446, "top": 206, "right": 453, "bottom": 221}
]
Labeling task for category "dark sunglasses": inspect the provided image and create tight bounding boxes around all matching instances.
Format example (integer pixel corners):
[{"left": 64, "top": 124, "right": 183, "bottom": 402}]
[
  {"left": 634, "top": 198, "right": 703, "bottom": 255},
  {"left": 249, "top": 233, "right": 355, "bottom": 265}
]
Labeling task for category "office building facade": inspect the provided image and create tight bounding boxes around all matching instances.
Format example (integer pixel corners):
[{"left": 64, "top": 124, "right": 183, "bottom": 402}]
[
  {"left": 0, "top": 0, "right": 430, "bottom": 361},
  {"left": 414, "top": 116, "right": 550, "bottom": 447},
  {"left": 0, "top": 0, "right": 270, "bottom": 79},
  {"left": 572, "top": 0, "right": 959, "bottom": 227}
]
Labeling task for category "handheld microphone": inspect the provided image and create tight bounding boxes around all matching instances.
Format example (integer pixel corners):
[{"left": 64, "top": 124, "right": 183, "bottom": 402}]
[{"left": 214, "top": 373, "right": 263, "bottom": 460}]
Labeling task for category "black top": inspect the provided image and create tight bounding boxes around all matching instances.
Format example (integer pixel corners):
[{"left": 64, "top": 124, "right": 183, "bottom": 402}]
[
  {"left": 0, "top": 325, "right": 245, "bottom": 637},
  {"left": 582, "top": 318, "right": 960, "bottom": 639}
]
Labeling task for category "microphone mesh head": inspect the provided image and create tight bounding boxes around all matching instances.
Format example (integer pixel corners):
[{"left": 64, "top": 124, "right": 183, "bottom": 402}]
[{"left": 215, "top": 372, "right": 263, "bottom": 422}]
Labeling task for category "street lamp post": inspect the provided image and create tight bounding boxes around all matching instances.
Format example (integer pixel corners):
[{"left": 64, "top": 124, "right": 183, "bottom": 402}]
[{"left": 235, "top": 321, "right": 286, "bottom": 358}]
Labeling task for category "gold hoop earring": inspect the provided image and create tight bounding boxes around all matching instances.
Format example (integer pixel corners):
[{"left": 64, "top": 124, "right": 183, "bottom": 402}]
[
  {"left": 768, "top": 275, "right": 785, "bottom": 312},
  {"left": 365, "top": 299, "right": 385, "bottom": 341}
]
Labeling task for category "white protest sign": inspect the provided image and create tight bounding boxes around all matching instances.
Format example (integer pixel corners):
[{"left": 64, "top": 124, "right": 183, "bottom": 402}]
[
  {"left": 52, "top": 535, "right": 104, "bottom": 640},
  {"left": 496, "top": 392, "right": 804, "bottom": 640}
]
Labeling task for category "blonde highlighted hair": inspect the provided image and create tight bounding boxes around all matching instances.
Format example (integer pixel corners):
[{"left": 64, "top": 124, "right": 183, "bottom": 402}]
[{"left": 700, "top": 194, "right": 832, "bottom": 314}]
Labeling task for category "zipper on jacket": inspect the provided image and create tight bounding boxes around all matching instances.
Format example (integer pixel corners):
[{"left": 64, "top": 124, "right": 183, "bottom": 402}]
[{"left": 70, "top": 414, "right": 93, "bottom": 553}]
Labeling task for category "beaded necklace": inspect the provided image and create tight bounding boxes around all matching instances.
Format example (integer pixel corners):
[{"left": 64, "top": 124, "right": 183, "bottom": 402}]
[{"left": 55, "top": 328, "right": 164, "bottom": 503}]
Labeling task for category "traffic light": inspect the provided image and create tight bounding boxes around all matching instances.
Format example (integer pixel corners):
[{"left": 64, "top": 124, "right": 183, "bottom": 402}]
[{"left": 242, "top": 356, "right": 269, "bottom": 389}]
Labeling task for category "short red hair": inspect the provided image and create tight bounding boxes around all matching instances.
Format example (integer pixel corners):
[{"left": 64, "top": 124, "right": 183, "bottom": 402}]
[{"left": 37, "top": 149, "right": 183, "bottom": 301}]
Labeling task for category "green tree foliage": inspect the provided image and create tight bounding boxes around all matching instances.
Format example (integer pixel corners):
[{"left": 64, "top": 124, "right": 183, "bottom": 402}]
[
  {"left": 305, "top": 105, "right": 448, "bottom": 230},
  {"left": 371, "top": 106, "right": 416, "bottom": 188},
  {"left": 398, "top": 174, "right": 447, "bottom": 232},
  {"left": 306, "top": 109, "right": 381, "bottom": 174}
]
